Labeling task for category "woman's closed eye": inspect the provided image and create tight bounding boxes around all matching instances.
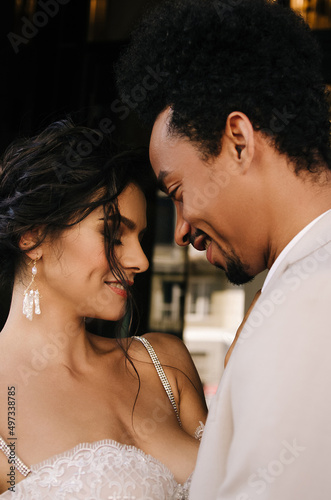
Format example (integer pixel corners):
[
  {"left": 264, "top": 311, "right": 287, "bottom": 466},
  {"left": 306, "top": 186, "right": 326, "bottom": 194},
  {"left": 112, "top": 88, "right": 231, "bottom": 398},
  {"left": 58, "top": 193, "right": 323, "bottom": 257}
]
[{"left": 99, "top": 226, "right": 122, "bottom": 245}]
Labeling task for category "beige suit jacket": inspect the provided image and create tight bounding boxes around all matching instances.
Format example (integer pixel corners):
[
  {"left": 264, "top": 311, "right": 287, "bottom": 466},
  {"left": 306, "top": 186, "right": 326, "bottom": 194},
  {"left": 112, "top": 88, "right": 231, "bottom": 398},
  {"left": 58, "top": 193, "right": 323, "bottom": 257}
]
[{"left": 190, "top": 210, "right": 331, "bottom": 499}]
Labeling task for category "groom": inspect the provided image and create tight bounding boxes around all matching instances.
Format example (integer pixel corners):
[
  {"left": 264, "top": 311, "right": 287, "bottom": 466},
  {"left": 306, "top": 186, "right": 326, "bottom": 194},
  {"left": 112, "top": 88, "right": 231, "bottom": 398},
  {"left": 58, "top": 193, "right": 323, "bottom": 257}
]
[{"left": 116, "top": 0, "right": 331, "bottom": 498}]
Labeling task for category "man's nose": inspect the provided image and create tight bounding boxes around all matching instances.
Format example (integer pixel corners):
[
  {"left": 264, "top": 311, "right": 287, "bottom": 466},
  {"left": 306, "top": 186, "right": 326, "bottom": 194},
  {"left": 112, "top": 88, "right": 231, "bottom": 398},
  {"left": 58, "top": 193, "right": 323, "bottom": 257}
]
[{"left": 174, "top": 208, "right": 191, "bottom": 246}]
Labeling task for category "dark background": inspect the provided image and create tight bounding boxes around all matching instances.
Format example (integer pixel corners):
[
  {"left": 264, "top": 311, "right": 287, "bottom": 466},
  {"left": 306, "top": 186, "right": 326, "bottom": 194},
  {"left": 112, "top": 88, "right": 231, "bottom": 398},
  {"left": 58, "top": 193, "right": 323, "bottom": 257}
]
[
  {"left": 0, "top": 0, "right": 162, "bottom": 334},
  {"left": 1, "top": 0, "right": 330, "bottom": 333}
]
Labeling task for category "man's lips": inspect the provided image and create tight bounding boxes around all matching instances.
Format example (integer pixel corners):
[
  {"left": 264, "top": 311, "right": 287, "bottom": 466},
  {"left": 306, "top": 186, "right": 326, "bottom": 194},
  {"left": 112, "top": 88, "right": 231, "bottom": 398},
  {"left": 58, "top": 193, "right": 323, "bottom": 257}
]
[
  {"left": 191, "top": 233, "right": 215, "bottom": 264},
  {"left": 192, "top": 233, "right": 212, "bottom": 252},
  {"left": 206, "top": 240, "right": 214, "bottom": 264},
  {"left": 192, "top": 233, "right": 206, "bottom": 251}
]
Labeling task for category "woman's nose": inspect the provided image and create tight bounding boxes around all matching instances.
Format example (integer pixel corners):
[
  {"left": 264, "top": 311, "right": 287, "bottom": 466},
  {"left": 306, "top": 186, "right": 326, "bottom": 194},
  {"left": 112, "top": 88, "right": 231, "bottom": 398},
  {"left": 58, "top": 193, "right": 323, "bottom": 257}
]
[
  {"left": 135, "top": 246, "right": 149, "bottom": 274},
  {"left": 121, "top": 243, "right": 149, "bottom": 274}
]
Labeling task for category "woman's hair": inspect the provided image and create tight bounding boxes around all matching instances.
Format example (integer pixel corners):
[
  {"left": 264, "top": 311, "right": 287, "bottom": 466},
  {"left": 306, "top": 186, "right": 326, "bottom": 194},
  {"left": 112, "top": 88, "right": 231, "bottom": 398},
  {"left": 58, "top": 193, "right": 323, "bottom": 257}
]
[
  {"left": 0, "top": 118, "right": 153, "bottom": 313},
  {"left": 116, "top": 0, "right": 331, "bottom": 174}
]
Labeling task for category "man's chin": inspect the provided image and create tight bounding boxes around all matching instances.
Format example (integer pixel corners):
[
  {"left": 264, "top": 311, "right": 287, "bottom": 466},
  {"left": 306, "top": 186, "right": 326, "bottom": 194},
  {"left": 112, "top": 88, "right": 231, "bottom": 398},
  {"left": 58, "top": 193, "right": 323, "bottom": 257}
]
[
  {"left": 226, "top": 271, "right": 255, "bottom": 286},
  {"left": 215, "top": 261, "right": 254, "bottom": 286}
]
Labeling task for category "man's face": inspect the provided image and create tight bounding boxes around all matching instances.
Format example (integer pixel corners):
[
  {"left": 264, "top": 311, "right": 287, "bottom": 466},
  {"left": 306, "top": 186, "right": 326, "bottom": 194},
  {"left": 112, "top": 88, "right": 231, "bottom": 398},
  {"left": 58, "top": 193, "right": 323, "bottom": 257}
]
[{"left": 150, "top": 110, "right": 268, "bottom": 285}]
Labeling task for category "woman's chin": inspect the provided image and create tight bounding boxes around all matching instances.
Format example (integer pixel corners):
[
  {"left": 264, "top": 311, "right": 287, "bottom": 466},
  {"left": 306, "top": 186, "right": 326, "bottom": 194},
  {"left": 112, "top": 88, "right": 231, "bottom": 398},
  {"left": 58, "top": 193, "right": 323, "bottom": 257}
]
[{"left": 85, "top": 307, "right": 126, "bottom": 323}]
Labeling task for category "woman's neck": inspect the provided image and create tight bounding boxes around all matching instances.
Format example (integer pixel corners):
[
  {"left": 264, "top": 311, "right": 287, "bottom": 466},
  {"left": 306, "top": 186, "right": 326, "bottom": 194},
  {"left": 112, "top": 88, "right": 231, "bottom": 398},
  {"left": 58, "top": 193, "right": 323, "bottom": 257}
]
[{"left": 1, "top": 285, "right": 102, "bottom": 372}]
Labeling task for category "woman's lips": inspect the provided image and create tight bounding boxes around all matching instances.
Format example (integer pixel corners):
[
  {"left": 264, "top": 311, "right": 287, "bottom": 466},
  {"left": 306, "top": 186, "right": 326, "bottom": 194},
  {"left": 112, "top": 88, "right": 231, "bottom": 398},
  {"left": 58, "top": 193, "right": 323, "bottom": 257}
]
[{"left": 105, "top": 281, "right": 130, "bottom": 298}]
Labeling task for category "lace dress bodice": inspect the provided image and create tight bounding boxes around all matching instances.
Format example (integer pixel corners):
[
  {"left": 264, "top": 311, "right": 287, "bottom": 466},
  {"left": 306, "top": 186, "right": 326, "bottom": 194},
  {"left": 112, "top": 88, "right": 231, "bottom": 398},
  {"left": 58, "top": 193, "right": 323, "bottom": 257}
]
[
  {"left": 0, "top": 439, "right": 192, "bottom": 499},
  {"left": 0, "top": 336, "right": 204, "bottom": 499}
]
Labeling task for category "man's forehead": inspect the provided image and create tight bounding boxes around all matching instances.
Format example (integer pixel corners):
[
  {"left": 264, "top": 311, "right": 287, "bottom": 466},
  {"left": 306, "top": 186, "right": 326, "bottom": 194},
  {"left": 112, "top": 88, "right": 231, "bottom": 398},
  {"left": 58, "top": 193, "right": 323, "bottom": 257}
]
[
  {"left": 150, "top": 109, "right": 209, "bottom": 164},
  {"left": 150, "top": 115, "right": 180, "bottom": 193},
  {"left": 149, "top": 110, "right": 176, "bottom": 182},
  {"left": 150, "top": 107, "right": 174, "bottom": 152}
]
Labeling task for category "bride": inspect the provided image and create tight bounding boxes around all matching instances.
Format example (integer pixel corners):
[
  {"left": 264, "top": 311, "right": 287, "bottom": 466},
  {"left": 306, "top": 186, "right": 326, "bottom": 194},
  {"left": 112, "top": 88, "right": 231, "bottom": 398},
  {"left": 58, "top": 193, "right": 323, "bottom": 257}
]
[{"left": 0, "top": 120, "right": 207, "bottom": 499}]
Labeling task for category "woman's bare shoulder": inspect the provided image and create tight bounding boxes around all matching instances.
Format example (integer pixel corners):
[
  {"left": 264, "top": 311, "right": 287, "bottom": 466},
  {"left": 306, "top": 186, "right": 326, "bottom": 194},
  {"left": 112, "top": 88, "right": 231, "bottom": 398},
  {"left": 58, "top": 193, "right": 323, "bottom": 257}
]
[
  {"left": 136, "top": 332, "right": 203, "bottom": 391},
  {"left": 139, "top": 333, "right": 208, "bottom": 434},
  {"left": 139, "top": 332, "right": 190, "bottom": 360}
]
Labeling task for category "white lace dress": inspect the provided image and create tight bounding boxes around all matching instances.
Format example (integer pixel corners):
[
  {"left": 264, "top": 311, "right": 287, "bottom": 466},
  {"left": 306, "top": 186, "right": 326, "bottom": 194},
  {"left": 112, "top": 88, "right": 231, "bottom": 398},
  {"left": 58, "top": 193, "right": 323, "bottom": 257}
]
[{"left": 0, "top": 337, "right": 204, "bottom": 499}]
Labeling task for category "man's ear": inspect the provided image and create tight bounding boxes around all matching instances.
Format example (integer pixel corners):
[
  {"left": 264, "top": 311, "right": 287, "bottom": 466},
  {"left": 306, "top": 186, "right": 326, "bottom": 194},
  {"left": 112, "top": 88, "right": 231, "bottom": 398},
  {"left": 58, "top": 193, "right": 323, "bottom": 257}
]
[
  {"left": 19, "top": 229, "right": 43, "bottom": 261},
  {"left": 223, "top": 112, "right": 255, "bottom": 171}
]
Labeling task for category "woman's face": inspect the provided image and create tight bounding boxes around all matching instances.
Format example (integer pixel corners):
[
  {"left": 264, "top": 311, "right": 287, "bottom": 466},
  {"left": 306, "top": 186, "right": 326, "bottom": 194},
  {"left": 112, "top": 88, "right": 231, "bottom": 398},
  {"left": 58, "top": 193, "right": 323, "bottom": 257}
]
[{"left": 38, "top": 183, "right": 149, "bottom": 321}]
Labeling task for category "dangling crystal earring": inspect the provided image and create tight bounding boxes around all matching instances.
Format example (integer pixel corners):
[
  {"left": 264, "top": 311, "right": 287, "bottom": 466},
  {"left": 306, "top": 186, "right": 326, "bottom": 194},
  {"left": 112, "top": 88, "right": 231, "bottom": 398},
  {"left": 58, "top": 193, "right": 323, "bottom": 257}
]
[{"left": 23, "top": 259, "right": 41, "bottom": 321}]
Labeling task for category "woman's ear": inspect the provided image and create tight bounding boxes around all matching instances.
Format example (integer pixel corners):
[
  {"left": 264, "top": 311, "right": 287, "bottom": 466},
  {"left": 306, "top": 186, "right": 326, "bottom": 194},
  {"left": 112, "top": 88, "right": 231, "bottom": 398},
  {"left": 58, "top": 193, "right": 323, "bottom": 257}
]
[{"left": 19, "top": 230, "right": 43, "bottom": 261}]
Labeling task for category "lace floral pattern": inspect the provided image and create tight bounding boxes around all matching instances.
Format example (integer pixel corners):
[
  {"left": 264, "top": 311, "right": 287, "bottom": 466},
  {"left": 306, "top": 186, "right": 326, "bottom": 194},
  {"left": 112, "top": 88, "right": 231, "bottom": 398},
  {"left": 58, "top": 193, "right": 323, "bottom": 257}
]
[{"left": 0, "top": 440, "right": 192, "bottom": 499}]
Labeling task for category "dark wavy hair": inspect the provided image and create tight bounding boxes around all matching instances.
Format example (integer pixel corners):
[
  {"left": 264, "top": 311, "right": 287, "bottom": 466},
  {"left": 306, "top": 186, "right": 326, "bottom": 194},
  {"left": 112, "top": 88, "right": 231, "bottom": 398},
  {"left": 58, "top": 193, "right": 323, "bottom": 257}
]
[
  {"left": 0, "top": 119, "right": 153, "bottom": 326},
  {"left": 116, "top": 0, "right": 331, "bottom": 173}
]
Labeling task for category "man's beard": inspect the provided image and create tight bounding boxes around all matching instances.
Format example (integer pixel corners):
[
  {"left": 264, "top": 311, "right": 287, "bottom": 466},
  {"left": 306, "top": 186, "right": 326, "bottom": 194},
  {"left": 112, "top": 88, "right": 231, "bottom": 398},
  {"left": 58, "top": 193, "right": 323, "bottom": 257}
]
[
  {"left": 215, "top": 248, "right": 254, "bottom": 286},
  {"left": 190, "top": 229, "right": 255, "bottom": 285}
]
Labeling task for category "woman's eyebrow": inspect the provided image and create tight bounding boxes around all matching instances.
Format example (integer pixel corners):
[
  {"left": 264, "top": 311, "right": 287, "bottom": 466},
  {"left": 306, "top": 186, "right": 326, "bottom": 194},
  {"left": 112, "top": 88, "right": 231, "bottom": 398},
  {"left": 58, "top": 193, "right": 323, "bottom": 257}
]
[
  {"left": 99, "top": 215, "right": 136, "bottom": 230},
  {"left": 120, "top": 215, "right": 136, "bottom": 230}
]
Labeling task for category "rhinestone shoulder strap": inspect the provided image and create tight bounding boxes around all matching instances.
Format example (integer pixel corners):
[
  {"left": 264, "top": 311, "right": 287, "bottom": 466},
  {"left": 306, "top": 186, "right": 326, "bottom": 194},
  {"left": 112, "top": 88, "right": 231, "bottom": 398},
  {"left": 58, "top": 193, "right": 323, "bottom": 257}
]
[
  {"left": 132, "top": 336, "right": 182, "bottom": 427},
  {"left": 0, "top": 436, "right": 31, "bottom": 476}
]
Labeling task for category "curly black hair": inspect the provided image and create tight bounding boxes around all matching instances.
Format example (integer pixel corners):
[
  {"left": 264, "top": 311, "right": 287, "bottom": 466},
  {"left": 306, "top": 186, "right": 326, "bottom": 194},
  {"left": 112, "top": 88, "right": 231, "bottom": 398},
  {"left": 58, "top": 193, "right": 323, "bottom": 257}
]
[
  {"left": 116, "top": 0, "right": 331, "bottom": 173},
  {"left": 0, "top": 119, "right": 152, "bottom": 298}
]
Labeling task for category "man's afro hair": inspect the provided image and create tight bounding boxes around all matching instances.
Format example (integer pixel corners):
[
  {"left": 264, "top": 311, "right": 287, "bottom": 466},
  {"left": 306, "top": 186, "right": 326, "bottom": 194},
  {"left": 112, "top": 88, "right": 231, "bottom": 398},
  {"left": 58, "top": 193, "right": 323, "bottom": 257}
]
[{"left": 116, "top": 0, "right": 331, "bottom": 173}]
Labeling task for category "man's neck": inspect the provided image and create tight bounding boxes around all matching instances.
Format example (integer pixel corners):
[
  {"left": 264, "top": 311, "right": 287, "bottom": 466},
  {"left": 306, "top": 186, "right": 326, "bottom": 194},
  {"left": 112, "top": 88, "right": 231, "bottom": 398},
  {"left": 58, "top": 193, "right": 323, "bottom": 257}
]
[{"left": 258, "top": 150, "right": 331, "bottom": 269}]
